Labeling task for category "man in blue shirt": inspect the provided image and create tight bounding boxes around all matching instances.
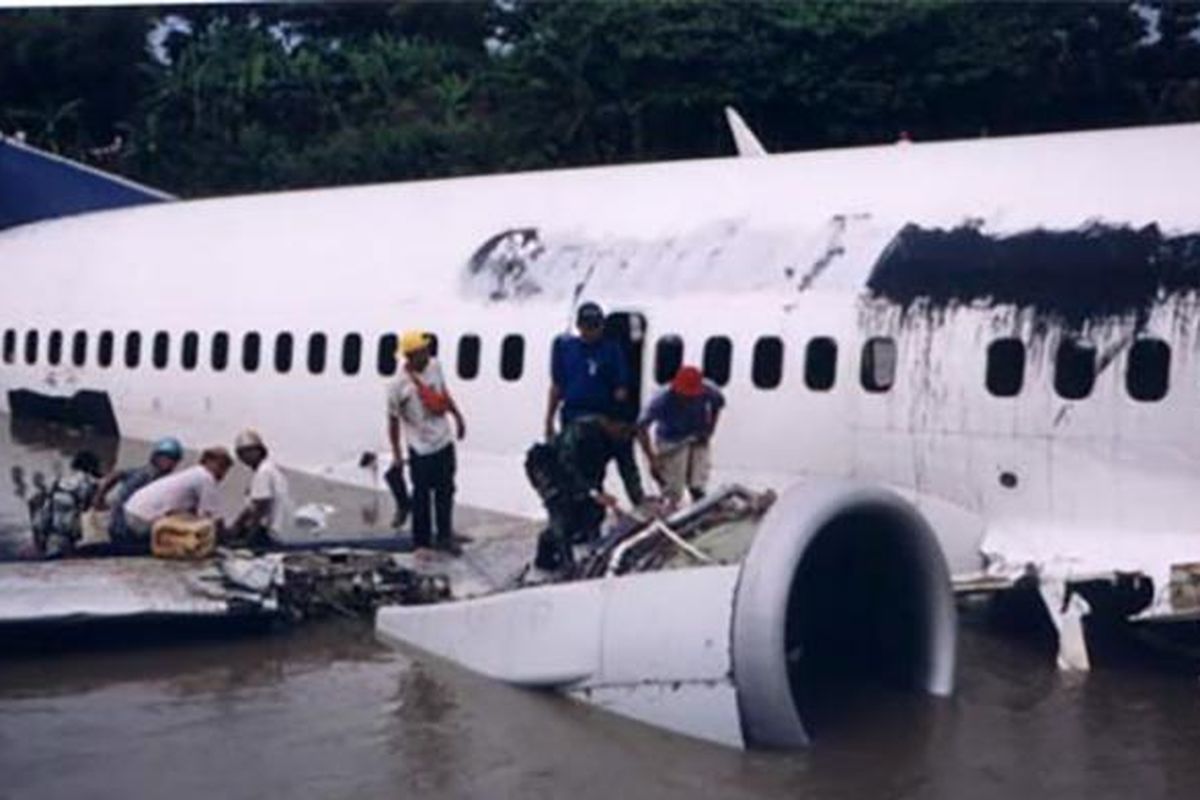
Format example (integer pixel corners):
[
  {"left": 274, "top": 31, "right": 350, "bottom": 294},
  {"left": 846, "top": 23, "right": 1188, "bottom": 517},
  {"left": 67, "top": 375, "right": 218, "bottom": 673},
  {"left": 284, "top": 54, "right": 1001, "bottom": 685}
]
[
  {"left": 545, "top": 302, "right": 628, "bottom": 432},
  {"left": 91, "top": 436, "right": 183, "bottom": 552},
  {"left": 544, "top": 302, "right": 645, "bottom": 505},
  {"left": 637, "top": 365, "right": 725, "bottom": 506}
]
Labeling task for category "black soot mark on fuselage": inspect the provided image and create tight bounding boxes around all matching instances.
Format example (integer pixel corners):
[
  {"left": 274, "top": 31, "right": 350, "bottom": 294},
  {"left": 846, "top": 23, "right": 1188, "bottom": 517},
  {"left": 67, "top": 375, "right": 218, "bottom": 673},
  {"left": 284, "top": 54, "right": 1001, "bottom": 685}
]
[{"left": 866, "top": 223, "right": 1200, "bottom": 329}]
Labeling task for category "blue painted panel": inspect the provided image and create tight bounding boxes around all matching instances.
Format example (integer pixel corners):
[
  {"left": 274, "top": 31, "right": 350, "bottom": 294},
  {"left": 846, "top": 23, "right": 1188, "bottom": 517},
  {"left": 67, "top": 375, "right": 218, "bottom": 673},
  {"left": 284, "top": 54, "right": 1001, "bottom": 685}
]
[{"left": 0, "top": 137, "right": 170, "bottom": 230}]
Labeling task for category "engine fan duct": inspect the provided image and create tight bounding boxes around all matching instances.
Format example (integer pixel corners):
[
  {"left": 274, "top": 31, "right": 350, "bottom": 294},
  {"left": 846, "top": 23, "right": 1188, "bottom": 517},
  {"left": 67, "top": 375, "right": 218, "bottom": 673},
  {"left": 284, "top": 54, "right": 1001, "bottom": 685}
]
[{"left": 731, "top": 481, "right": 956, "bottom": 748}]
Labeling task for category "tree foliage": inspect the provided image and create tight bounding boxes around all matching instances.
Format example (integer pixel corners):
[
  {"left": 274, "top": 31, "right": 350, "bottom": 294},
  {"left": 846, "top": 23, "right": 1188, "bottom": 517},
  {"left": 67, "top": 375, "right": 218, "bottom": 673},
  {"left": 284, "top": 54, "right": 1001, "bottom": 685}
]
[
  {"left": 1, "top": 1, "right": 1198, "bottom": 197},
  {"left": 0, "top": 7, "right": 150, "bottom": 152}
]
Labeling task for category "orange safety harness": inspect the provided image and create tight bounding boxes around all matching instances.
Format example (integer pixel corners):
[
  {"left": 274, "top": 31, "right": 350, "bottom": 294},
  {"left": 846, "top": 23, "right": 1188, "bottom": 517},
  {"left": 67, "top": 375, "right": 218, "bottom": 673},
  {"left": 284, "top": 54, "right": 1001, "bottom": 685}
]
[{"left": 406, "top": 365, "right": 451, "bottom": 416}]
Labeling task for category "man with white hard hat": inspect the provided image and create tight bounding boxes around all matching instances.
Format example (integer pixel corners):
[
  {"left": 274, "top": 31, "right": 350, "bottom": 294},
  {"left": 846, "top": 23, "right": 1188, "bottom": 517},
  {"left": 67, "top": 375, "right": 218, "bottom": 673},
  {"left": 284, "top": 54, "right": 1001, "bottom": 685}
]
[{"left": 231, "top": 429, "right": 291, "bottom": 545}]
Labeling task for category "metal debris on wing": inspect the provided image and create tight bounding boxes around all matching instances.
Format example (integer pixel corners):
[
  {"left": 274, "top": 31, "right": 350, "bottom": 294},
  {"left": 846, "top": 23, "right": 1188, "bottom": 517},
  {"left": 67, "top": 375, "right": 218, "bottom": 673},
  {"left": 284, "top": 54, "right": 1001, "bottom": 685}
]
[{"left": 574, "top": 485, "right": 776, "bottom": 579}]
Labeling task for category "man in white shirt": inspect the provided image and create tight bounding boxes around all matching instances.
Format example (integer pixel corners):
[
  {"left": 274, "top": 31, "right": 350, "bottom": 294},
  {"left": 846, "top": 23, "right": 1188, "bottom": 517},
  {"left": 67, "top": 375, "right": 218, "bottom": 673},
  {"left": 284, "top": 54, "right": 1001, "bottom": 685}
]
[
  {"left": 231, "top": 429, "right": 291, "bottom": 546},
  {"left": 387, "top": 329, "right": 466, "bottom": 556},
  {"left": 123, "top": 447, "right": 234, "bottom": 540}
]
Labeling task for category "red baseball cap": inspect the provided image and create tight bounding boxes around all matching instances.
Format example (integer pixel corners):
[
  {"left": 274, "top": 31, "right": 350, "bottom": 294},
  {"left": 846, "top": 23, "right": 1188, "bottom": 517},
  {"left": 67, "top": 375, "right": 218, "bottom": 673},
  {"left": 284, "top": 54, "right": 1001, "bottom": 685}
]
[{"left": 671, "top": 366, "right": 704, "bottom": 397}]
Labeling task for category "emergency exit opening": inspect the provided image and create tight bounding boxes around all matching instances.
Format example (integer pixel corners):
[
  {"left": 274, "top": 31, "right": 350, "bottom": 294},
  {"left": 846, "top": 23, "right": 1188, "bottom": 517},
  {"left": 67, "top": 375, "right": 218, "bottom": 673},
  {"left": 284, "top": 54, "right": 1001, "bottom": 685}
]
[{"left": 603, "top": 312, "right": 646, "bottom": 420}]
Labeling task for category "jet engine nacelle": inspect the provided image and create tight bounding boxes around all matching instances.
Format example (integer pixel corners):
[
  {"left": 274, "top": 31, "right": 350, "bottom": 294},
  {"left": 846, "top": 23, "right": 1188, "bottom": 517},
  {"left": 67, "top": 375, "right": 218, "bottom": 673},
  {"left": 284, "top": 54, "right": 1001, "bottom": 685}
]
[
  {"left": 376, "top": 480, "right": 957, "bottom": 748},
  {"left": 732, "top": 479, "right": 957, "bottom": 747}
]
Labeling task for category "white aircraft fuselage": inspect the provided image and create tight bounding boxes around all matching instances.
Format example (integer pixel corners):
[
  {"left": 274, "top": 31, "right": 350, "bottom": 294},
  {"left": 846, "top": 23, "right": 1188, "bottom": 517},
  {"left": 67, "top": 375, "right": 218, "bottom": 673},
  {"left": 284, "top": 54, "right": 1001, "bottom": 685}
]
[{"left": 3, "top": 122, "right": 1199, "bottom": 605}]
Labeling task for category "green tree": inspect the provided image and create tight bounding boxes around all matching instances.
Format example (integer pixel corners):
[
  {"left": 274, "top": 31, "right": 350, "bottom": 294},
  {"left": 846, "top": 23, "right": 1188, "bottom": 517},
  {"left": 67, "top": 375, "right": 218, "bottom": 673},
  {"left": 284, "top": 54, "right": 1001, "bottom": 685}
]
[
  {"left": 0, "top": 7, "right": 152, "bottom": 152},
  {"left": 4, "top": 2, "right": 1198, "bottom": 199}
]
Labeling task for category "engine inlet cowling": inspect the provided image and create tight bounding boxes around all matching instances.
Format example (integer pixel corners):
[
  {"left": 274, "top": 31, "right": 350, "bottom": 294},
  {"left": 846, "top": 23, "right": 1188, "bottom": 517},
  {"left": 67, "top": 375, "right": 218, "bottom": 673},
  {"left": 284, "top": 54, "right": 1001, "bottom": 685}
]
[{"left": 731, "top": 481, "right": 957, "bottom": 748}]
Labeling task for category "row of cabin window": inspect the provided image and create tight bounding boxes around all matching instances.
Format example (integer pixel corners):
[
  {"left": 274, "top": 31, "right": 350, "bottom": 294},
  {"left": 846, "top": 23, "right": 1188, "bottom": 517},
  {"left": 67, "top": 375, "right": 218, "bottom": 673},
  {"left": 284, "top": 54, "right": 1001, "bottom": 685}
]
[
  {"left": 0, "top": 326, "right": 863, "bottom": 392},
  {"left": 986, "top": 336, "right": 1171, "bottom": 402},
  {"left": 1, "top": 327, "right": 1174, "bottom": 403},
  {"left": 659, "top": 334, "right": 893, "bottom": 392},
  {"left": 663, "top": 333, "right": 1174, "bottom": 403},
  {"left": 0, "top": 329, "right": 529, "bottom": 382}
]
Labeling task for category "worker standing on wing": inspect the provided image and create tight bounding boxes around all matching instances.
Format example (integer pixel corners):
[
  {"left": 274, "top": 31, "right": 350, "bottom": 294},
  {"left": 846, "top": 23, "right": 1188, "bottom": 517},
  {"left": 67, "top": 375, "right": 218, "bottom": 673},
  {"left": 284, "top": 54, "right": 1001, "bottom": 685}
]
[
  {"left": 544, "top": 301, "right": 645, "bottom": 505},
  {"left": 387, "top": 330, "right": 466, "bottom": 557},
  {"left": 637, "top": 365, "right": 725, "bottom": 506}
]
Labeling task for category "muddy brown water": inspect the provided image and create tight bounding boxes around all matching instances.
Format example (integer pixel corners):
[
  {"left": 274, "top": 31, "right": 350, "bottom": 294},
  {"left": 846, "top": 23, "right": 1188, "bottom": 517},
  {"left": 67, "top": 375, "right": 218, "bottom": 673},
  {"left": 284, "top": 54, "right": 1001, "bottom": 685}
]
[{"left": 1, "top": 418, "right": 1199, "bottom": 799}]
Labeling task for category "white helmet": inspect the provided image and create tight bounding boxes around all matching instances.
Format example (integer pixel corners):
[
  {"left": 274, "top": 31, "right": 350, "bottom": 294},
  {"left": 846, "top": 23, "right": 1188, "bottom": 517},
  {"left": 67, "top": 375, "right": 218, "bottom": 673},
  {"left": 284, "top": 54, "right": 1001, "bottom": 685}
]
[{"left": 234, "top": 429, "right": 265, "bottom": 451}]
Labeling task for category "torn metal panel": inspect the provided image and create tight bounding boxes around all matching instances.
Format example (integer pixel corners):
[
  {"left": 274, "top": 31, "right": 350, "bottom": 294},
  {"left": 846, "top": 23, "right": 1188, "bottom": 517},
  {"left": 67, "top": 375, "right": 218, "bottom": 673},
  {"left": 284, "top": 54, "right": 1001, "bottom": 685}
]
[
  {"left": 980, "top": 522, "right": 1200, "bottom": 621},
  {"left": 0, "top": 550, "right": 449, "bottom": 627},
  {"left": 6, "top": 388, "right": 120, "bottom": 435},
  {"left": 460, "top": 217, "right": 901, "bottom": 304},
  {"left": 0, "top": 557, "right": 270, "bottom": 624},
  {"left": 1038, "top": 576, "right": 1093, "bottom": 671}
]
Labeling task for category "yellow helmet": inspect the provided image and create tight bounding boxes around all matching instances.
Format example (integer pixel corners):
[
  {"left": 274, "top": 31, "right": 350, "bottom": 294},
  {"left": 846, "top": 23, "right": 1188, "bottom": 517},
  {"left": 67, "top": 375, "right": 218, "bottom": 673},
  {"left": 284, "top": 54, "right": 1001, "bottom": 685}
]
[{"left": 397, "top": 330, "right": 430, "bottom": 356}]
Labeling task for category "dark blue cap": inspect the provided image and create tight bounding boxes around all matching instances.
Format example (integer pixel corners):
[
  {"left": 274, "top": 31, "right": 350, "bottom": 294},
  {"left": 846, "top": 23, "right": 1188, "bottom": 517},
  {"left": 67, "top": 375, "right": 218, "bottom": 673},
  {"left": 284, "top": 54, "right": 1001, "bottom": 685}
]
[{"left": 576, "top": 301, "right": 604, "bottom": 327}]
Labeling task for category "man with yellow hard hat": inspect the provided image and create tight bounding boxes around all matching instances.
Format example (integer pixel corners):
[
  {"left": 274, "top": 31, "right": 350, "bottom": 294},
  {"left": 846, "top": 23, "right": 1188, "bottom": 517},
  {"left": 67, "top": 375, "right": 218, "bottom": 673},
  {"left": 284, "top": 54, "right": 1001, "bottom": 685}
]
[{"left": 386, "top": 330, "right": 466, "bottom": 556}]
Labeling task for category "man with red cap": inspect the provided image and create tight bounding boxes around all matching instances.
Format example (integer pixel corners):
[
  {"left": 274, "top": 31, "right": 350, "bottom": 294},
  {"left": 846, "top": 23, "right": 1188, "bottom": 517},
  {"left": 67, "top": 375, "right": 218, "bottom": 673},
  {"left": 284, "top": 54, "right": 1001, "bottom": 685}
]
[{"left": 636, "top": 365, "right": 726, "bottom": 506}]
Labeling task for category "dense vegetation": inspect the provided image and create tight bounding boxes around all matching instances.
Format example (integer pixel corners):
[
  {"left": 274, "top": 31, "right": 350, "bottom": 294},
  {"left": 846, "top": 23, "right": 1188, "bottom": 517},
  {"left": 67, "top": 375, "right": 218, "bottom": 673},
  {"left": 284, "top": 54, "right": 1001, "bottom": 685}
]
[{"left": 1, "top": 1, "right": 1198, "bottom": 197}]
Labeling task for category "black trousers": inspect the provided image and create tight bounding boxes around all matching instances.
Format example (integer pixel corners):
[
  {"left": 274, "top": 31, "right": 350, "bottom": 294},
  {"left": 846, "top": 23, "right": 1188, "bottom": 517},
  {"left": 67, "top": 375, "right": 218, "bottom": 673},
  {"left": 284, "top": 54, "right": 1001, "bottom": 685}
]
[
  {"left": 408, "top": 444, "right": 455, "bottom": 548},
  {"left": 607, "top": 437, "right": 645, "bottom": 506}
]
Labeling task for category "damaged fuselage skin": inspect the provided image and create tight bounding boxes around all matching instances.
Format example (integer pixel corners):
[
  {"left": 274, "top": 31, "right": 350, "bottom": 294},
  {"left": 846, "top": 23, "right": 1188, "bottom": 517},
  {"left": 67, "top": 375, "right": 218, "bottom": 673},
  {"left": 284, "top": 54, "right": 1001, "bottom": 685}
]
[{"left": 2, "top": 123, "right": 1199, "bottom": 746}]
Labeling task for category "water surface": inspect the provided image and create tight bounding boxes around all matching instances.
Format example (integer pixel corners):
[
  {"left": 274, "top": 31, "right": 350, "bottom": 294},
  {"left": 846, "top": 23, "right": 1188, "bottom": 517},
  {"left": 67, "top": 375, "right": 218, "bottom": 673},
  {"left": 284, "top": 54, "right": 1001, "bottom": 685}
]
[{"left": 1, "top": 417, "right": 1198, "bottom": 799}]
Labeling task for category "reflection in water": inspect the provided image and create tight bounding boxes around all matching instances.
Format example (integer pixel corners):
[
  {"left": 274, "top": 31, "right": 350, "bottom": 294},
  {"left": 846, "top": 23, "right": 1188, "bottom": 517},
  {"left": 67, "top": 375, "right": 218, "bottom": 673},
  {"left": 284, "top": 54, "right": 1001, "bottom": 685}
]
[
  {"left": 1, "top": 418, "right": 1200, "bottom": 798},
  {"left": 389, "top": 661, "right": 465, "bottom": 794}
]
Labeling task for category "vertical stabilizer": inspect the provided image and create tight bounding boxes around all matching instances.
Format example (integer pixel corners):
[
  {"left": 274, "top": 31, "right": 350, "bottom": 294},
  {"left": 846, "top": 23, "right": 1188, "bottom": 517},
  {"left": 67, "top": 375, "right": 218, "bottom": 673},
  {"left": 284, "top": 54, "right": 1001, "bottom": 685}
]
[{"left": 724, "top": 107, "right": 768, "bottom": 157}]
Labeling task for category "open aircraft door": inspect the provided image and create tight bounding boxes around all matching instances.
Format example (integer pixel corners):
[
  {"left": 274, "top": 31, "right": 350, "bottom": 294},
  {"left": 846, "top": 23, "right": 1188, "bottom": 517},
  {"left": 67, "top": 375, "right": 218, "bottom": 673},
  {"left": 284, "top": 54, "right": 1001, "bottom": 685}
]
[{"left": 602, "top": 311, "right": 648, "bottom": 421}]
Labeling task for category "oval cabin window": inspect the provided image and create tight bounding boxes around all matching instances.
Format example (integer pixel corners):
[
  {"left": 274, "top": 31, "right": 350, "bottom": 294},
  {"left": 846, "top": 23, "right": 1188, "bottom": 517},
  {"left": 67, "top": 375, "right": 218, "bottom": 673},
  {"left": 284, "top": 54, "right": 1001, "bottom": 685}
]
[
  {"left": 211, "top": 332, "right": 230, "bottom": 371},
  {"left": 71, "top": 331, "right": 88, "bottom": 367},
  {"left": 655, "top": 335, "right": 684, "bottom": 385},
  {"left": 342, "top": 333, "right": 362, "bottom": 375},
  {"left": 752, "top": 336, "right": 784, "bottom": 390},
  {"left": 377, "top": 334, "right": 398, "bottom": 376},
  {"left": 307, "top": 333, "right": 327, "bottom": 375},
  {"left": 702, "top": 336, "right": 732, "bottom": 387},
  {"left": 458, "top": 334, "right": 481, "bottom": 380},
  {"left": 860, "top": 337, "right": 896, "bottom": 393},
  {"left": 181, "top": 332, "right": 199, "bottom": 371},
  {"left": 500, "top": 334, "right": 524, "bottom": 382},
  {"left": 986, "top": 338, "right": 1025, "bottom": 398},
  {"left": 1054, "top": 339, "right": 1096, "bottom": 400},
  {"left": 1126, "top": 338, "right": 1169, "bottom": 402},
  {"left": 805, "top": 337, "right": 837, "bottom": 391}
]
